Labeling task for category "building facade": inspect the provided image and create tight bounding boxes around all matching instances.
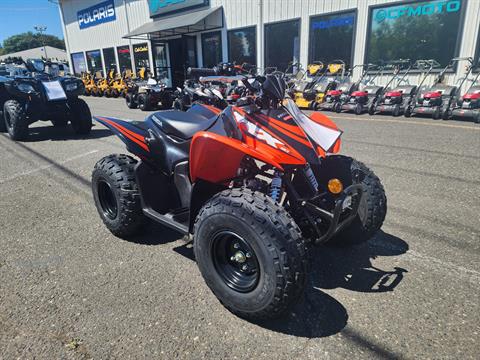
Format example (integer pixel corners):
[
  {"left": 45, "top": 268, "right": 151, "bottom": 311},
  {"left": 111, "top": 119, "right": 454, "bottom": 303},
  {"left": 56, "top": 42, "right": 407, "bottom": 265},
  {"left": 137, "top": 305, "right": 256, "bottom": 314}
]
[{"left": 58, "top": 0, "right": 480, "bottom": 88}]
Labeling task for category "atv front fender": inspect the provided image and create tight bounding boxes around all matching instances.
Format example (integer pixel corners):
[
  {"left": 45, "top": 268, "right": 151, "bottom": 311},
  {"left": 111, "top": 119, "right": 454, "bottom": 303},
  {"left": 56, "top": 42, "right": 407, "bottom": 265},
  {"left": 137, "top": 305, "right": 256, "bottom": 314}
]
[{"left": 190, "top": 131, "right": 289, "bottom": 183}]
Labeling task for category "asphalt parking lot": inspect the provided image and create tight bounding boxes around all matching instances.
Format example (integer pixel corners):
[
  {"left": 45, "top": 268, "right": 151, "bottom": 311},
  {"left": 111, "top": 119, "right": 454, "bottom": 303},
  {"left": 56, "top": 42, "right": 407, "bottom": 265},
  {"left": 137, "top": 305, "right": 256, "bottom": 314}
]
[{"left": 1, "top": 96, "right": 479, "bottom": 359}]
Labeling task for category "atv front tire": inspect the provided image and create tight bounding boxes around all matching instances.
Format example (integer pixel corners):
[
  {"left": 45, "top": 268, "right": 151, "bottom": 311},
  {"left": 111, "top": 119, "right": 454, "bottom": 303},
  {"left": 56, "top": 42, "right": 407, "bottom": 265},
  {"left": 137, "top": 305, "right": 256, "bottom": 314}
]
[
  {"left": 92, "top": 154, "right": 148, "bottom": 238},
  {"left": 3, "top": 100, "right": 29, "bottom": 140},
  {"left": 70, "top": 98, "right": 92, "bottom": 135},
  {"left": 194, "top": 188, "right": 308, "bottom": 320},
  {"left": 138, "top": 94, "right": 152, "bottom": 111},
  {"left": 125, "top": 93, "right": 137, "bottom": 109},
  {"left": 318, "top": 155, "right": 387, "bottom": 245}
]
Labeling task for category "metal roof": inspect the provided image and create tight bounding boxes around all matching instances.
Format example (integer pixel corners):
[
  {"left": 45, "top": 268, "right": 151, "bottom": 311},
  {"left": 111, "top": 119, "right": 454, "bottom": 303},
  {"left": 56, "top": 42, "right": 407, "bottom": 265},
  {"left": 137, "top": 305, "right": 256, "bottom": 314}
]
[{"left": 123, "top": 6, "right": 223, "bottom": 40}]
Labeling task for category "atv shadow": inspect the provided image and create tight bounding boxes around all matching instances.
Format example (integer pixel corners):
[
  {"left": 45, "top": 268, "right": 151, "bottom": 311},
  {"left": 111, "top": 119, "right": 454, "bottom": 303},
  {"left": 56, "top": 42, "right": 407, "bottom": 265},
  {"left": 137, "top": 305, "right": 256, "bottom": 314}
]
[
  {"left": 127, "top": 222, "right": 184, "bottom": 246},
  {"left": 256, "top": 231, "right": 408, "bottom": 338},
  {"left": 25, "top": 124, "right": 112, "bottom": 142},
  {"left": 138, "top": 228, "right": 408, "bottom": 339}
]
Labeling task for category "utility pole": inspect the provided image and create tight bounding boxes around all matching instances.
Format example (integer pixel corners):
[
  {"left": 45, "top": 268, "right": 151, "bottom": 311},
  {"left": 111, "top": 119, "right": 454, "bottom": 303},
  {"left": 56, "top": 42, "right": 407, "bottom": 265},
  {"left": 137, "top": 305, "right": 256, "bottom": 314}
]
[{"left": 34, "top": 25, "right": 48, "bottom": 60}]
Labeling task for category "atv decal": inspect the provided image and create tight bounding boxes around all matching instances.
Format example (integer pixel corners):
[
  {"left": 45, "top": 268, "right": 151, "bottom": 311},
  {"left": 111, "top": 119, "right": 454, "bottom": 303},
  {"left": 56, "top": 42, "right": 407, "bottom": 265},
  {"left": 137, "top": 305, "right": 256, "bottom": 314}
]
[
  {"left": 233, "top": 111, "right": 291, "bottom": 154},
  {"left": 97, "top": 116, "right": 149, "bottom": 152}
]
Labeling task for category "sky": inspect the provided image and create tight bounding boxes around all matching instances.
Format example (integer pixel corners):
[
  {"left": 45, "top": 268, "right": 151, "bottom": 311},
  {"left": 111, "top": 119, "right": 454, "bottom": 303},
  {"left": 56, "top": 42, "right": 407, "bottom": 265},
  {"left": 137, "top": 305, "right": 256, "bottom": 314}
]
[{"left": 0, "top": 0, "right": 64, "bottom": 45}]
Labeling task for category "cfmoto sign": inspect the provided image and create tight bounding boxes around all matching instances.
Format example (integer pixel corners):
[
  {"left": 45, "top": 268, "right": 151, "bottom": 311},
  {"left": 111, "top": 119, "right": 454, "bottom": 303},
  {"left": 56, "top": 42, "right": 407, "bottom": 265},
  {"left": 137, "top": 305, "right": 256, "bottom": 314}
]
[
  {"left": 374, "top": 0, "right": 461, "bottom": 23},
  {"left": 78, "top": 0, "right": 116, "bottom": 30}
]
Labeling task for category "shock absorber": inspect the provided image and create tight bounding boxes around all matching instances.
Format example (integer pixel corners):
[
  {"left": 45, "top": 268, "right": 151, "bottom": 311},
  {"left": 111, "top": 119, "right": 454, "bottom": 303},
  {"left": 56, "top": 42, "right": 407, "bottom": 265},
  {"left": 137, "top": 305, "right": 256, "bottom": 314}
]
[
  {"left": 269, "top": 171, "right": 282, "bottom": 202},
  {"left": 304, "top": 163, "right": 319, "bottom": 193}
]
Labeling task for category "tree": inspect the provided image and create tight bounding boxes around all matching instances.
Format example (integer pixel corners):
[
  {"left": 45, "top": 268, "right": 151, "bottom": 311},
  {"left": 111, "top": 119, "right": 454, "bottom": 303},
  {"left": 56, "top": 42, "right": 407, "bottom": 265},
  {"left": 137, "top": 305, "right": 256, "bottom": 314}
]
[
  {"left": 2, "top": 32, "right": 65, "bottom": 54},
  {"left": 0, "top": 44, "right": 3, "bottom": 56}
]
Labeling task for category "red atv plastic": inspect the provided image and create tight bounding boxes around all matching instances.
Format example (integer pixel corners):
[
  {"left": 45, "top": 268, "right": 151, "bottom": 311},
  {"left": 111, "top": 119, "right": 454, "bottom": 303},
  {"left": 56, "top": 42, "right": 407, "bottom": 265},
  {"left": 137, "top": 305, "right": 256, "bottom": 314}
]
[{"left": 91, "top": 75, "right": 387, "bottom": 320}]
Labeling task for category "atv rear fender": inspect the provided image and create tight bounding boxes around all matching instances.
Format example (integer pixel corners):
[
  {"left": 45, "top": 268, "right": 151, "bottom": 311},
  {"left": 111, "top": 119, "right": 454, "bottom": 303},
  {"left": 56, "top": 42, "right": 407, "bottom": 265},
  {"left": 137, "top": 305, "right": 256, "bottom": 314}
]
[{"left": 94, "top": 116, "right": 150, "bottom": 157}]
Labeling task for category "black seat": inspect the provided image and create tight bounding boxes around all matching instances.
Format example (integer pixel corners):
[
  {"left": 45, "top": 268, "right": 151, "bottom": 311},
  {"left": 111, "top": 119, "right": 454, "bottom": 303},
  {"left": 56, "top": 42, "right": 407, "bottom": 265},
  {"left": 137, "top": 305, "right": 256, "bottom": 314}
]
[{"left": 149, "top": 110, "right": 217, "bottom": 139}]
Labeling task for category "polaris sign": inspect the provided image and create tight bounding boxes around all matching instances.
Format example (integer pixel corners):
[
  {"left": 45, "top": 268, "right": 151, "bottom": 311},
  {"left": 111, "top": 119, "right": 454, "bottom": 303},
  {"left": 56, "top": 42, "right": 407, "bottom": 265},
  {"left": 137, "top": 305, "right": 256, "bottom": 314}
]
[
  {"left": 78, "top": 0, "right": 116, "bottom": 30},
  {"left": 374, "top": 0, "right": 461, "bottom": 23}
]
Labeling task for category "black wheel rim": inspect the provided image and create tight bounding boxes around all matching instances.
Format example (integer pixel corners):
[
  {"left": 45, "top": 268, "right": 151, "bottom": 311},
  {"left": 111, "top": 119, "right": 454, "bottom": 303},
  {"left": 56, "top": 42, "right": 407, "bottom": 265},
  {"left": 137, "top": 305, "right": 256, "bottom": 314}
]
[
  {"left": 211, "top": 231, "right": 260, "bottom": 293},
  {"left": 97, "top": 179, "right": 118, "bottom": 220}
]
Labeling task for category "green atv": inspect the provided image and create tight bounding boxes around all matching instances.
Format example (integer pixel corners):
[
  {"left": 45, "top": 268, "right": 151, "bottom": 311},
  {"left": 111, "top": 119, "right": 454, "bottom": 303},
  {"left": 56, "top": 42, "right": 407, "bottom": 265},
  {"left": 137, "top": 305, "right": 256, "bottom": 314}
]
[{"left": 0, "top": 59, "right": 92, "bottom": 140}]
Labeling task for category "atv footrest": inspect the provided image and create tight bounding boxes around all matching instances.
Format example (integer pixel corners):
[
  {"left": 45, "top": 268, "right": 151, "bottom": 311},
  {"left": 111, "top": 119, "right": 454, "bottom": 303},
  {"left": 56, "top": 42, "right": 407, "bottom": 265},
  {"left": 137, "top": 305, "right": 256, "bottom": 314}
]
[{"left": 143, "top": 208, "right": 189, "bottom": 235}]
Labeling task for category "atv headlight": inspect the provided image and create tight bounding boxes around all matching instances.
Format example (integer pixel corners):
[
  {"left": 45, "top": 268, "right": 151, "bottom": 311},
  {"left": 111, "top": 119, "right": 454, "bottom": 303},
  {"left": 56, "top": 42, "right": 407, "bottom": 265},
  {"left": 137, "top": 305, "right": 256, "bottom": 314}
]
[
  {"left": 65, "top": 82, "right": 78, "bottom": 91},
  {"left": 16, "top": 82, "right": 35, "bottom": 93}
]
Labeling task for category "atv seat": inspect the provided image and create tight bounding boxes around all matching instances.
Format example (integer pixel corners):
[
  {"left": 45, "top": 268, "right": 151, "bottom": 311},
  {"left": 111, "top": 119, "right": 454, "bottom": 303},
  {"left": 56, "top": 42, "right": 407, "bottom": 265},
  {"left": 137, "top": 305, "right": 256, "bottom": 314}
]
[{"left": 149, "top": 110, "right": 217, "bottom": 139}]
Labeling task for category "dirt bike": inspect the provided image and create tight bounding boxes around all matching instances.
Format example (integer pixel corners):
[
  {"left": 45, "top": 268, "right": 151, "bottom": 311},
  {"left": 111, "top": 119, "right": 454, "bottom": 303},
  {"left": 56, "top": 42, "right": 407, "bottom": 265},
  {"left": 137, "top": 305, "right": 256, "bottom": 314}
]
[{"left": 91, "top": 74, "right": 387, "bottom": 320}]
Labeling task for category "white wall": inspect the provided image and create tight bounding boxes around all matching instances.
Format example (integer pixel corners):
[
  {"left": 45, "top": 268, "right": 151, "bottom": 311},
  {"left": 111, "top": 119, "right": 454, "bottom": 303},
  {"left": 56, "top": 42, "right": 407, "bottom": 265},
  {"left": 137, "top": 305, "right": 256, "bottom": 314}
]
[{"left": 59, "top": 0, "right": 480, "bottom": 92}]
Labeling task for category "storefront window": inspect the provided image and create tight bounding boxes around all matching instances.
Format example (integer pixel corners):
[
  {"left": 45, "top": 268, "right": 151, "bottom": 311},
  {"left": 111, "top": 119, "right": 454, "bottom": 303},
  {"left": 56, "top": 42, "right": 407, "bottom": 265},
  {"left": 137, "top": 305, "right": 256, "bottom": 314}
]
[
  {"left": 71, "top": 52, "right": 87, "bottom": 76},
  {"left": 228, "top": 26, "right": 256, "bottom": 66},
  {"left": 366, "top": 0, "right": 465, "bottom": 68},
  {"left": 202, "top": 31, "right": 222, "bottom": 68},
  {"left": 309, "top": 11, "right": 356, "bottom": 68},
  {"left": 265, "top": 20, "right": 300, "bottom": 72},
  {"left": 117, "top": 45, "right": 132, "bottom": 73},
  {"left": 133, "top": 43, "right": 150, "bottom": 71},
  {"left": 474, "top": 30, "right": 480, "bottom": 71},
  {"left": 103, "top": 48, "right": 117, "bottom": 73},
  {"left": 153, "top": 43, "right": 170, "bottom": 86},
  {"left": 86, "top": 50, "right": 102, "bottom": 75}
]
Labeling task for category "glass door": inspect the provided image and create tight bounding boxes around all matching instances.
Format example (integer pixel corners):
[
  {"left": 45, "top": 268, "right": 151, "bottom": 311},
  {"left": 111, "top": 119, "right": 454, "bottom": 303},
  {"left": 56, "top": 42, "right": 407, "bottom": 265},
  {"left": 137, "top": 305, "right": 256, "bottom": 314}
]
[{"left": 152, "top": 43, "right": 171, "bottom": 87}]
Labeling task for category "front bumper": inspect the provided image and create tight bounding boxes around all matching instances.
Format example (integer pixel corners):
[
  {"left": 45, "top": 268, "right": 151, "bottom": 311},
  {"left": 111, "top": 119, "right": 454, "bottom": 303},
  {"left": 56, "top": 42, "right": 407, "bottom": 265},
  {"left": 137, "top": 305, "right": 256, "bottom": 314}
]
[
  {"left": 304, "top": 183, "right": 365, "bottom": 244},
  {"left": 318, "top": 101, "right": 336, "bottom": 111},
  {"left": 412, "top": 106, "right": 436, "bottom": 115},
  {"left": 451, "top": 108, "right": 479, "bottom": 119},
  {"left": 375, "top": 104, "right": 401, "bottom": 114}
]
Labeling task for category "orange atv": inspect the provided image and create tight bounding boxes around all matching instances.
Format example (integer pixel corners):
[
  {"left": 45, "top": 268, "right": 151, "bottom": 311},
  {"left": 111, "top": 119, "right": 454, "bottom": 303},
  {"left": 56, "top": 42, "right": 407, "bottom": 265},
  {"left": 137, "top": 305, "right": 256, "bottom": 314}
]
[{"left": 91, "top": 74, "right": 387, "bottom": 320}]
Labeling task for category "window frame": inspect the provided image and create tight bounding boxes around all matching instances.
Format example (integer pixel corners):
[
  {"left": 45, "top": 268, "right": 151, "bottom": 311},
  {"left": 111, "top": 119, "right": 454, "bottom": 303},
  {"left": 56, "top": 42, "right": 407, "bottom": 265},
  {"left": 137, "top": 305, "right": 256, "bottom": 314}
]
[
  {"left": 71, "top": 51, "right": 87, "bottom": 76},
  {"left": 102, "top": 47, "right": 118, "bottom": 73},
  {"left": 227, "top": 25, "right": 257, "bottom": 66},
  {"left": 201, "top": 30, "right": 223, "bottom": 68},
  {"left": 364, "top": 0, "right": 467, "bottom": 73},
  {"left": 473, "top": 26, "right": 480, "bottom": 72},
  {"left": 85, "top": 49, "right": 103, "bottom": 75},
  {"left": 116, "top": 45, "right": 133, "bottom": 72},
  {"left": 308, "top": 8, "right": 357, "bottom": 67},
  {"left": 132, "top": 42, "right": 151, "bottom": 71},
  {"left": 264, "top": 17, "right": 302, "bottom": 72}
]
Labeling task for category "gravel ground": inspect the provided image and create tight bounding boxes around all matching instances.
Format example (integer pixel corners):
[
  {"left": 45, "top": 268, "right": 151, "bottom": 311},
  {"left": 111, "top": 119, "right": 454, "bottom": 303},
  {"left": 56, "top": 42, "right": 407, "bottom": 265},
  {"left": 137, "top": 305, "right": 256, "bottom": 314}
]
[{"left": 0, "top": 96, "right": 479, "bottom": 359}]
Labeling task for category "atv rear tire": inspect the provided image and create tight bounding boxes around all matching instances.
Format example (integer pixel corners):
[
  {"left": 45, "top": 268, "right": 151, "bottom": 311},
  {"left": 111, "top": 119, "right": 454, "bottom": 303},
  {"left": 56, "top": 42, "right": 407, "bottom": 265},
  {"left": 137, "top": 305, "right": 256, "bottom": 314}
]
[
  {"left": 3, "top": 100, "right": 29, "bottom": 140},
  {"left": 432, "top": 106, "right": 441, "bottom": 120},
  {"left": 318, "top": 155, "right": 387, "bottom": 246},
  {"left": 92, "top": 154, "right": 148, "bottom": 238},
  {"left": 194, "top": 188, "right": 308, "bottom": 320},
  {"left": 70, "top": 98, "right": 92, "bottom": 135},
  {"left": 125, "top": 93, "right": 137, "bottom": 109},
  {"left": 160, "top": 96, "right": 173, "bottom": 110}
]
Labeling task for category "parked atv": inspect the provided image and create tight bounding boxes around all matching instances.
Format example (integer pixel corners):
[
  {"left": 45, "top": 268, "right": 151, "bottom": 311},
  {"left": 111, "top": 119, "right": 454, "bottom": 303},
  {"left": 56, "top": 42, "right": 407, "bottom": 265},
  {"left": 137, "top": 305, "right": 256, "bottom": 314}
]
[
  {"left": 91, "top": 74, "right": 387, "bottom": 320},
  {"left": 0, "top": 59, "right": 91, "bottom": 140},
  {"left": 126, "top": 77, "right": 174, "bottom": 111},
  {"left": 173, "top": 79, "right": 227, "bottom": 111}
]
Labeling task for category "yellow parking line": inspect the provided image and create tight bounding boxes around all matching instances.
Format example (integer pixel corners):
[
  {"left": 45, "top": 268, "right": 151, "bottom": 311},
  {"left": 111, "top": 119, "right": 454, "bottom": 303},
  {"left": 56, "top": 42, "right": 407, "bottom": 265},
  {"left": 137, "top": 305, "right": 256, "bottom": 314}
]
[{"left": 329, "top": 115, "right": 480, "bottom": 131}]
